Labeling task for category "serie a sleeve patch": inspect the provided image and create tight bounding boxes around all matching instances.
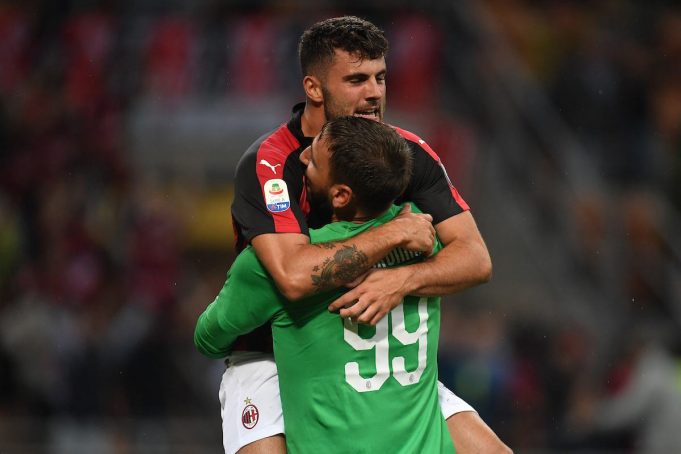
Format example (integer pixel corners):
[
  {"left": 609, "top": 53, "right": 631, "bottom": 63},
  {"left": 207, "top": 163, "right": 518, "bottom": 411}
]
[{"left": 263, "top": 179, "right": 291, "bottom": 213}]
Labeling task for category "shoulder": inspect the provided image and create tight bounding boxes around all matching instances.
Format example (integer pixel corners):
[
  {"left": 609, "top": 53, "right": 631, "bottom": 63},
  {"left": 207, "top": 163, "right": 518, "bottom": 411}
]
[
  {"left": 258, "top": 123, "right": 302, "bottom": 161},
  {"left": 237, "top": 123, "right": 303, "bottom": 172},
  {"left": 390, "top": 125, "right": 441, "bottom": 163},
  {"left": 391, "top": 125, "right": 425, "bottom": 145}
]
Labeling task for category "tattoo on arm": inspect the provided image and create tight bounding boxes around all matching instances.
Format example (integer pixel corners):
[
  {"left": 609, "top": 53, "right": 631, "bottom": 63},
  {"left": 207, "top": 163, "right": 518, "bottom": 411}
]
[{"left": 311, "top": 244, "right": 369, "bottom": 292}]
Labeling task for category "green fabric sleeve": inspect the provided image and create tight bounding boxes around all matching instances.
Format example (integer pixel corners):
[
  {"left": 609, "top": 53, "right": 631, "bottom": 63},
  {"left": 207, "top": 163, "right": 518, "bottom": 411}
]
[{"left": 193, "top": 248, "right": 283, "bottom": 358}]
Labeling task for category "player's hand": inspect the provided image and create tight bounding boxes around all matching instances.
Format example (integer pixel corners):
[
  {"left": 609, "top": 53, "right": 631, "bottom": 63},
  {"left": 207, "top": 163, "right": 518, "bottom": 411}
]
[
  {"left": 391, "top": 204, "right": 435, "bottom": 254},
  {"left": 345, "top": 271, "right": 369, "bottom": 288},
  {"left": 328, "top": 267, "right": 410, "bottom": 326}
]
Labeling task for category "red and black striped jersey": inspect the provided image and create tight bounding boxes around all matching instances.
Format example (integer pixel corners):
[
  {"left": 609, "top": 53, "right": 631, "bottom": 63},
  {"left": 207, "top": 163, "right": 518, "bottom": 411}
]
[
  {"left": 231, "top": 105, "right": 312, "bottom": 252},
  {"left": 231, "top": 103, "right": 469, "bottom": 252}
]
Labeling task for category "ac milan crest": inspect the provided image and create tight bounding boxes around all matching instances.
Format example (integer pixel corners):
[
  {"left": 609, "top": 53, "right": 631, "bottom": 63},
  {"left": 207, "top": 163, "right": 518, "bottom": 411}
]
[{"left": 242, "top": 403, "right": 259, "bottom": 429}]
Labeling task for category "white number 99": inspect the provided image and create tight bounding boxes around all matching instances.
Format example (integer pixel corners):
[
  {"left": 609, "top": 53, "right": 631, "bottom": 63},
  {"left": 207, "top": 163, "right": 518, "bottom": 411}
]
[{"left": 343, "top": 297, "right": 428, "bottom": 393}]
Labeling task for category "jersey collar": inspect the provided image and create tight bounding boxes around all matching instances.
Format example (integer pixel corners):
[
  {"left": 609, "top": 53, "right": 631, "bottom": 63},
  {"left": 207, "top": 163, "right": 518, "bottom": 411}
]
[{"left": 287, "top": 102, "right": 313, "bottom": 150}]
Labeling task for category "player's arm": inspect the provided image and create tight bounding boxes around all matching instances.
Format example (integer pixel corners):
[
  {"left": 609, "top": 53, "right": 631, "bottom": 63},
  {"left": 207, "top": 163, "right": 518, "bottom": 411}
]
[
  {"left": 194, "top": 250, "right": 282, "bottom": 358},
  {"left": 388, "top": 210, "right": 491, "bottom": 296},
  {"left": 328, "top": 211, "right": 491, "bottom": 325},
  {"left": 251, "top": 203, "right": 435, "bottom": 301},
  {"left": 234, "top": 140, "right": 435, "bottom": 302},
  {"left": 328, "top": 132, "right": 491, "bottom": 325}
]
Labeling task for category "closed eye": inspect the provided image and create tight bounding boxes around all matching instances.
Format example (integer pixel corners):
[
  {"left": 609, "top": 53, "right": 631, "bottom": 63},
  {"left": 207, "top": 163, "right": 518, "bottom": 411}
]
[{"left": 344, "top": 74, "right": 369, "bottom": 84}]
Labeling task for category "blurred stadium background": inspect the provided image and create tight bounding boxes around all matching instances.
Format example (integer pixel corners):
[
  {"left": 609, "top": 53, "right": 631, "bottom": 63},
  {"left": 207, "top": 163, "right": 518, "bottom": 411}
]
[{"left": 1, "top": 0, "right": 680, "bottom": 452}]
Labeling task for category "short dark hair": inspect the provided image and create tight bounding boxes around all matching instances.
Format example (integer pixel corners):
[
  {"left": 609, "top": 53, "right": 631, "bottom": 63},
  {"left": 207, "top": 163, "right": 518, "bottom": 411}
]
[
  {"left": 320, "top": 117, "right": 412, "bottom": 217},
  {"left": 298, "top": 16, "right": 388, "bottom": 77}
]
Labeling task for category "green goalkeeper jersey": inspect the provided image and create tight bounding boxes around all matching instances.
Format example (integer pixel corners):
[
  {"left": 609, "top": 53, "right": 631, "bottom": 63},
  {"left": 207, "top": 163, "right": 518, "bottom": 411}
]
[{"left": 195, "top": 203, "right": 454, "bottom": 453}]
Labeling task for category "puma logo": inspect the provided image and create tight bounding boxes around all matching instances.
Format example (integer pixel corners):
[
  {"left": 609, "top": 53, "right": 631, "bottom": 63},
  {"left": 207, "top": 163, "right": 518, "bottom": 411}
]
[{"left": 259, "top": 160, "right": 281, "bottom": 174}]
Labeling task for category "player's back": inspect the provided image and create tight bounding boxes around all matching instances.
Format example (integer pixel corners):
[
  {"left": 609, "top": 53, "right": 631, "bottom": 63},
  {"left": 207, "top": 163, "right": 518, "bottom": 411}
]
[{"left": 271, "top": 204, "right": 454, "bottom": 453}]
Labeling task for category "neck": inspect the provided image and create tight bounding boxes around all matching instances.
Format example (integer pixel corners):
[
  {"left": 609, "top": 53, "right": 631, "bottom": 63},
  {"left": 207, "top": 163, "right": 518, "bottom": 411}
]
[
  {"left": 332, "top": 206, "right": 385, "bottom": 224},
  {"left": 348, "top": 214, "right": 375, "bottom": 224},
  {"left": 301, "top": 101, "right": 326, "bottom": 137}
]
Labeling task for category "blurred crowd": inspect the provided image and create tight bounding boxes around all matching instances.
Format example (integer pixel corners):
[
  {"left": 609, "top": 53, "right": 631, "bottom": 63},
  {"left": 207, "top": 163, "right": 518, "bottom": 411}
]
[
  {"left": 492, "top": 0, "right": 681, "bottom": 197},
  {"left": 449, "top": 1, "right": 681, "bottom": 452},
  {"left": 0, "top": 0, "right": 680, "bottom": 452},
  {"left": 490, "top": 0, "right": 681, "bottom": 317}
]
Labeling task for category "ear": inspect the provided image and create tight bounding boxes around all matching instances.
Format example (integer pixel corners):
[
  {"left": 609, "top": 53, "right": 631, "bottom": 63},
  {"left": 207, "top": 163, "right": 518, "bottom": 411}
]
[
  {"left": 303, "top": 75, "right": 323, "bottom": 103},
  {"left": 329, "top": 184, "right": 353, "bottom": 209}
]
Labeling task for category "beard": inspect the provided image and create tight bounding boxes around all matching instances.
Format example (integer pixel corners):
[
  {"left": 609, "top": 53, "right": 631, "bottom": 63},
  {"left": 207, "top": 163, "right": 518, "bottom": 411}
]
[
  {"left": 321, "top": 86, "right": 384, "bottom": 122},
  {"left": 306, "top": 183, "right": 334, "bottom": 228}
]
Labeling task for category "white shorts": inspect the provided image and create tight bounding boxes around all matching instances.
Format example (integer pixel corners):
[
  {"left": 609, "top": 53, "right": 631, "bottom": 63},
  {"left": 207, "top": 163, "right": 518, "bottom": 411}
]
[
  {"left": 220, "top": 352, "right": 284, "bottom": 454},
  {"left": 220, "top": 352, "right": 475, "bottom": 454}
]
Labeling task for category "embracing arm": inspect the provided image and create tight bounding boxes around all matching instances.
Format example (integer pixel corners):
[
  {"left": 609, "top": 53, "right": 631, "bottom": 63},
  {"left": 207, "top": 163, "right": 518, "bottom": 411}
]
[
  {"left": 251, "top": 204, "right": 435, "bottom": 301},
  {"left": 193, "top": 252, "right": 282, "bottom": 358},
  {"left": 194, "top": 297, "right": 240, "bottom": 359},
  {"left": 328, "top": 211, "right": 491, "bottom": 325},
  {"left": 393, "top": 210, "right": 492, "bottom": 296}
]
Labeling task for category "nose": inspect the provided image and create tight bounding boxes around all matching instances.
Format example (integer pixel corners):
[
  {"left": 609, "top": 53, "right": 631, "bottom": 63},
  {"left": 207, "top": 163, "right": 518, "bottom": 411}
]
[
  {"left": 365, "top": 77, "right": 383, "bottom": 100},
  {"left": 300, "top": 146, "right": 310, "bottom": 165}
]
